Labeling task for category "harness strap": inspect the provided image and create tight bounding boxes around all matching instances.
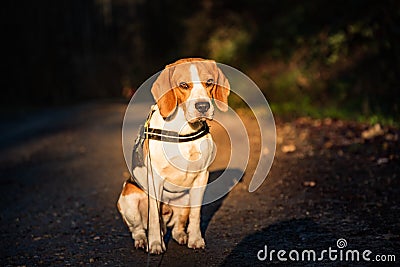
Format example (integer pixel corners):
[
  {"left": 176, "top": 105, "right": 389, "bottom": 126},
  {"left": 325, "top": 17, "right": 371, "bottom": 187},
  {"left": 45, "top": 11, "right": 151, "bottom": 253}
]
[{"left": 144, "top": 122, "right": 209, "bottom": 143}]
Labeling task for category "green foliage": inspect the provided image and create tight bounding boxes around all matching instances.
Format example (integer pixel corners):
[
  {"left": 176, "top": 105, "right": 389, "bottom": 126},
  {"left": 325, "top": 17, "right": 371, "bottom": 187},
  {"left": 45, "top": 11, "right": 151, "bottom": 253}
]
[
  {"left": 326, "top": 31, "right": 347, "bottom": 65},
  {"left": 208, "top": 27, "right": 250, "bottom": 64}
]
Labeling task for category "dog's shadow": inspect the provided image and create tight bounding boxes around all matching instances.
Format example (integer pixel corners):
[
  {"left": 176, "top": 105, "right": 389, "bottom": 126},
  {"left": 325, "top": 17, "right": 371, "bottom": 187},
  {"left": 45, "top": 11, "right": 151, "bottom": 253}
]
[
  {"left": 164, "top": 168, "right": 243, "bottom": 244},
  {"left": 201, "top": 168, "right": 243, "bottom": 235}
]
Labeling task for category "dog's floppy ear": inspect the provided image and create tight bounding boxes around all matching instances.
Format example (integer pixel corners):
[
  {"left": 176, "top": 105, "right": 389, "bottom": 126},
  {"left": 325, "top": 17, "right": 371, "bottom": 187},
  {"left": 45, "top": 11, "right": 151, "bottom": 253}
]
[
  {"left": 151, "top": 67, "right": 177, "bottom": 119},
  {"left": 213, "top": 67, "right": 230, "bottom": 112}
]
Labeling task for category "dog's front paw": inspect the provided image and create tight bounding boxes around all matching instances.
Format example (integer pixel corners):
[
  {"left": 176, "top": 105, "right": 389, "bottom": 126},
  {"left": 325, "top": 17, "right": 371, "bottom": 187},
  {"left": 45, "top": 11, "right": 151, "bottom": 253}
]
[
  {"left": 133, "top": 233, "right": 147, "bottom": 249},
  {"left": 172, "top": 230, "right": 188, "bottom": 245},
  {"left": 148, "top": 240, "right": 166, "bottom": 254},
  {"left": 188, "top": 237, "right": 205, "bottom": 249}
]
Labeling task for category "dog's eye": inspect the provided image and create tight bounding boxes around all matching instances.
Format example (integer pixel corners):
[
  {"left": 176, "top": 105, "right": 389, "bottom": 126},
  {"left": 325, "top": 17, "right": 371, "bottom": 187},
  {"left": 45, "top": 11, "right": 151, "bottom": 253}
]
[
  {"left": 205, "top": 79, "right": 214, "bottom": 87},
  {"left": 179, "top": 82, "right": 189, "bottom": 89}
]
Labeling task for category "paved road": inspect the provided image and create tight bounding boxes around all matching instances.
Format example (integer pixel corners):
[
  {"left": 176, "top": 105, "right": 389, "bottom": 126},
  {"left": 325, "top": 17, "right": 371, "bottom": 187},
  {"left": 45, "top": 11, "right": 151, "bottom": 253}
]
[{"left": 1, "top": 101, "right": 399, "bottom": 266}]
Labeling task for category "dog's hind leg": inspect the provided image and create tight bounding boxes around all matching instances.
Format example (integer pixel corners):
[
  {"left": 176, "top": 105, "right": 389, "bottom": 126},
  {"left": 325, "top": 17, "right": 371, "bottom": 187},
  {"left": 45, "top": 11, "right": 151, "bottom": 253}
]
[
  {"left": 117, "top": 182, "right": 148, "bottom": 250},
  {"left": 169, "top": 206, "right": 190, "bottom": 245}
]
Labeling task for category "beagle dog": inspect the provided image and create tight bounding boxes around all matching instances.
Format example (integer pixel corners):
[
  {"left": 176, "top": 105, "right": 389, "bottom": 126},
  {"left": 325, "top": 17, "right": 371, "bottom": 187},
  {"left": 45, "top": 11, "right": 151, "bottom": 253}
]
[{"left": 117, "top": 58, "right": 230, "bottom": 254}]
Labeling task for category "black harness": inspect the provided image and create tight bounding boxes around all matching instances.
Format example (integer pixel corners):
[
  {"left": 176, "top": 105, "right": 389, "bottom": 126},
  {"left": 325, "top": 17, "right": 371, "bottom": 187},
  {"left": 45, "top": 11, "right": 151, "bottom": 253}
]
[
  {"left": 144, "top": 121, "right": 209, "bottom": 143},
  {"left": 131, "top": 106, "right": 210, "bottom": 170}
]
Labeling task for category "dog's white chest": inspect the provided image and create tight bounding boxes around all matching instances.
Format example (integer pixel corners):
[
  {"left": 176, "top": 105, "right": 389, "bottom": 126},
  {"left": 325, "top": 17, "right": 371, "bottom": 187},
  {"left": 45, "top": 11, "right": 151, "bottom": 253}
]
[
  {"left": 163, "top": 137, "right": 213, "bottom": 168},
  {"left": 150, "top": 135, "right": 214, "bottom": 188}
]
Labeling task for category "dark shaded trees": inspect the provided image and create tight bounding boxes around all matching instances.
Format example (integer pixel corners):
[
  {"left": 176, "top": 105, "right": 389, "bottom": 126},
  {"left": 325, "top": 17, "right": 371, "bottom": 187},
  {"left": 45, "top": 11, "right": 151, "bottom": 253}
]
[{"left": 4, "top": 0, "right": 399, "bottom": 122}]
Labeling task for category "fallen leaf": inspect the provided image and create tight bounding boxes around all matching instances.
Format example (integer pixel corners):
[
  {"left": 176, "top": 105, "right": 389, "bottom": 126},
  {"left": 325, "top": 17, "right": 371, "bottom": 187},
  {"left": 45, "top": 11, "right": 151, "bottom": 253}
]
[
  {"left": 282, "top": 144, "right": 296, "bottom": 153},
  {"left": 303, "top": 181, "right": 316, "bottom": 187},
  {"left": 313, "top": 120, "right": 322, "bottom": 127},
  {"left": 323, "top": 118, "right": 332, "bottom": 125},
  {"left": 361, "top": 124, "right": 384, "bottom": 140}
]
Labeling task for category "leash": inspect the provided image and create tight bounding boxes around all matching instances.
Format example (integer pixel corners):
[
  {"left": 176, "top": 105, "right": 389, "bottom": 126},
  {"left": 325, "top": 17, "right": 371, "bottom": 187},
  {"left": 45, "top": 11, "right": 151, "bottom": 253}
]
[
  {"left": 144, "top": 107, "right": 170, "bottom": 266},
  {"left": 144, "top": 110, "right": 161, "bottom": 266}
]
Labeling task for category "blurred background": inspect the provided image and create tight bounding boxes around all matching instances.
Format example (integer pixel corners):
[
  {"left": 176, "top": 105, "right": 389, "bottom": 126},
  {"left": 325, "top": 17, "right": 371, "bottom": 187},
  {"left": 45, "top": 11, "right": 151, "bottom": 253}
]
[{"left": 3, "top": 0, "right": 400, "bottom": 124}]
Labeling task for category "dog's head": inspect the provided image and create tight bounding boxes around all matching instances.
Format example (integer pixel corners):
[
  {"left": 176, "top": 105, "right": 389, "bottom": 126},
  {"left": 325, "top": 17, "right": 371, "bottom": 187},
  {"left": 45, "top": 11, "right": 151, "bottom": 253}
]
[{"left": 151, "top": 58, "right": 230, "bottom": 123}]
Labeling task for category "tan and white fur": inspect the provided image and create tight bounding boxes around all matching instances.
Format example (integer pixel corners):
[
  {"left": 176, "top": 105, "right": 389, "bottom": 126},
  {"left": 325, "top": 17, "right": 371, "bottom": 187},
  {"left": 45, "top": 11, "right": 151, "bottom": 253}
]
[{"left": 117, "top": 58, "right": 230, "bottom": 254}]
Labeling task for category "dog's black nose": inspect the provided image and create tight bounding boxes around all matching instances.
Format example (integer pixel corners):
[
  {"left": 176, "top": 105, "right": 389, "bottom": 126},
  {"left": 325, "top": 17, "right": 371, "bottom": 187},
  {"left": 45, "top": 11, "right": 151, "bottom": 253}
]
[{"left": 195, "top": 102, "right": 210, "bottom": 113}]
